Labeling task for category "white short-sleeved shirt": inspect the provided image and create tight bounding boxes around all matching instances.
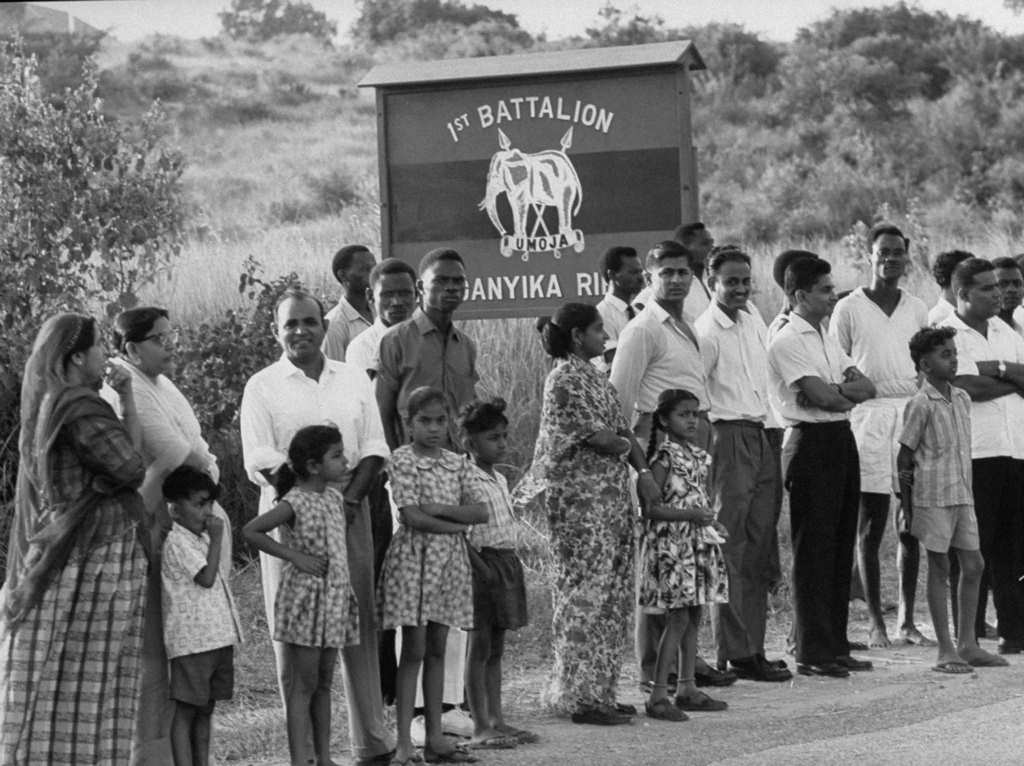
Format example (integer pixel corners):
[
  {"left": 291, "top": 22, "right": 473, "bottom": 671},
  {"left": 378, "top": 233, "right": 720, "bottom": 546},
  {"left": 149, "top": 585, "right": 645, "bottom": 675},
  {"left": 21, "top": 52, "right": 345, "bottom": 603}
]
[
  {"left": 591, "top": 293, "right": 637, "bottom": 373},
  {"left": 635, "top": 278, "right": 712, "bottom": 323},
  {"left": 240, "top": 356, "right": 390, "bottom": 514},
  {"left": 830, "top": 287, "right": 928, "bottom": 400},
  {"left": 162, "top": 523, "right": 243, "bottom": 659},
  {"left": 346, "top": 318, "right": 389, "bottom": 376},
  {"left": 768, "top": 312, "right": 856, "bottom": 426},
  {"left": 694, "top": 302, "right": 770, "bottom": 423},
  {"left": 939, "top": 312, "right": 1024, "bottom": 459},
  {"left": 322, "top": 296, "right": 373, "bottom": 362},
  {"left": 928, "top": 297, "right": 955, "bottom": 327}
]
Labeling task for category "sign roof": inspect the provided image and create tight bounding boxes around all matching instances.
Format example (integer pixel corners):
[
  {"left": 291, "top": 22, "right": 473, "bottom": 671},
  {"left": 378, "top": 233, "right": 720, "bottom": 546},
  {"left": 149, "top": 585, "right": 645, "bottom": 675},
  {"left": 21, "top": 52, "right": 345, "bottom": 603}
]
[{"left": 358, "top": 40, "right": 705, "bottom": 89}]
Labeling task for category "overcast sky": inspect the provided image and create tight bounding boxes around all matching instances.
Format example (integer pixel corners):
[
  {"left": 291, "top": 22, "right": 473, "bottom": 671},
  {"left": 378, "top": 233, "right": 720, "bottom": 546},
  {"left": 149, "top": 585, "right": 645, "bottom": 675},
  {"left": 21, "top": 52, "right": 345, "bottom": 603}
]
[{"left": 38, "top": 0, "right": 1024, "bottom": 43}]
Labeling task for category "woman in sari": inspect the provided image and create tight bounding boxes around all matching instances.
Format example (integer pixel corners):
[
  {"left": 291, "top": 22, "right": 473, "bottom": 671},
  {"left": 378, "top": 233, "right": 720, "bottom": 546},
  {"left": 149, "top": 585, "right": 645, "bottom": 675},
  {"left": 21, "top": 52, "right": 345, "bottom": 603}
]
[
  {"left": 0, "top": 313, "right": 147, "bottom": 764},
  {"left": 520, "top": 302, "right": 660, "bottom": 725},
  {"left": 108, "top": 306, "right": 233, "bottom": 765}
]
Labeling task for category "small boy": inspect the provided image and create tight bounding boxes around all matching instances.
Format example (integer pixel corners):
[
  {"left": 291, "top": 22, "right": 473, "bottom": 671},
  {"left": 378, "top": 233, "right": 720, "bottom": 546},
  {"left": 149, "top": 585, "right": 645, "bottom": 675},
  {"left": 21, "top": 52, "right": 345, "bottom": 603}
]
[
  {"left": 458, "top": 398, "right": 537, "bottom": 748},
  {"left": 161, "top": 466, "right": 244, "bottom": 766},
  {"left": 897, "top": 327, "right": 1006, "bottom": 672}
]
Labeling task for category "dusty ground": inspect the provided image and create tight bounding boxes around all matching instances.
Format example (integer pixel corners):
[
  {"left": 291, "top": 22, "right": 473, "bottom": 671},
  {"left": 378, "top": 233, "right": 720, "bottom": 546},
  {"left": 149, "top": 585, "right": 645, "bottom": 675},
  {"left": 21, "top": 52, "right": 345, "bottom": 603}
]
[{"left": 230, "top": 598, "right": 1024, "bottom": 766}]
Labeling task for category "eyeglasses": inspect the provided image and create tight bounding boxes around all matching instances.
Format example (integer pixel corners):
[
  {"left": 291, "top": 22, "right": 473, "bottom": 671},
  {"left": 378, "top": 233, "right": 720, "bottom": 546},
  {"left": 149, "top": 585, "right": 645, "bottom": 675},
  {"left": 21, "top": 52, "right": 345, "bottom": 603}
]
[{"left": 141, "top": 329, "right": 179, "bottom": 347}]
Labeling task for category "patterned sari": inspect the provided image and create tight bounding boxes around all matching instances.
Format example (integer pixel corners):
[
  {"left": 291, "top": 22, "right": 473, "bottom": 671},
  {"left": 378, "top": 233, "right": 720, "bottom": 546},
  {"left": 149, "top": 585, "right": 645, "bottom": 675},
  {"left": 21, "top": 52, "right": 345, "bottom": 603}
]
[
  {"left": 519, "top": 355, "right": 634, "bottom": 713},
  {"left": 0, "top": 315, "right": 147, "bottom": 764}
]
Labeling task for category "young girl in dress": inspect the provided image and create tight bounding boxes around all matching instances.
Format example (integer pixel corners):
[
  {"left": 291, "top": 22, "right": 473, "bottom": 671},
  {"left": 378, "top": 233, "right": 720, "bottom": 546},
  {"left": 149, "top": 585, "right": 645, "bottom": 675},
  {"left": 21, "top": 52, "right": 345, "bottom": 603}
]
[
  {"left": 378, "top": 386, "right": 489, "bottom": 765},
  {"left": 243, "top": 425, "right": 359, "bottom": 766},
  {"left": 640, "top": 389, "right": 730, "bottom": 722}
]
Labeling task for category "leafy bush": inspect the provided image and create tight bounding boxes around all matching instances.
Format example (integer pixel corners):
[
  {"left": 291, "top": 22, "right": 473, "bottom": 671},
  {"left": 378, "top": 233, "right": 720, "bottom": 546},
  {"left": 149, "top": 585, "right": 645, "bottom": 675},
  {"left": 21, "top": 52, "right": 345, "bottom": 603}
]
[
  {"left": 219, "top": 0, "right": 337, "bottom": 45},
  {"left": 352, "top": 0, "right": 525, "bottom": 45},
  {"left": 0, "top": 42, "right": 185, "bottom": 571}
]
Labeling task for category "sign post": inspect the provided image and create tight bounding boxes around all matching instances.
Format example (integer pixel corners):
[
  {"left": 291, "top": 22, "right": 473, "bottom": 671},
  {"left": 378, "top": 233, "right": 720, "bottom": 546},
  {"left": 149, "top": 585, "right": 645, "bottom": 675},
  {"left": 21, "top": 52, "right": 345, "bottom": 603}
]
[{"left": 359, "top": 41, "right": 706, "bottom": 319}]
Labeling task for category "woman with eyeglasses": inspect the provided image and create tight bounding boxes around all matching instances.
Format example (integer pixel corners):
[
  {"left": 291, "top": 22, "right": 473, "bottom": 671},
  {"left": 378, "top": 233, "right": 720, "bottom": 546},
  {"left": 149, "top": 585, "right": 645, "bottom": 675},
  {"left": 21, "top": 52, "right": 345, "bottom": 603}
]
[{"left": 108, "top": 306, "right": 232, "bottom": 765}]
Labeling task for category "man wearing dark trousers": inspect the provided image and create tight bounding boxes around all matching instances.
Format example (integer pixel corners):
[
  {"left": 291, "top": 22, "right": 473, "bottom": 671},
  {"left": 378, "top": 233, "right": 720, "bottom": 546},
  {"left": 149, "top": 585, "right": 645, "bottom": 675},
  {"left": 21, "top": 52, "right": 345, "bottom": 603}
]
[{"left": 768, "top": 257, "right": 876, "bottom": 677}]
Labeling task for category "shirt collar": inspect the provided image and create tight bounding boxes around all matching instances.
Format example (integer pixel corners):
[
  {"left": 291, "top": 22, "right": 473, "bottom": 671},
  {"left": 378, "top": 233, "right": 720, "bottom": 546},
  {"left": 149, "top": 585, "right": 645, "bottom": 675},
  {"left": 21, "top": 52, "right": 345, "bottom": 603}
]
[
  {"left": 708, "top": 301, "right": 742, "bottom": 330},
  {"left": 413, "top": 448, "right": 464, "bottom": 471},
  {"left": 786, "top": 312, "right": 820, "bottom": 335},
  {"left": 274, "top": 354, "right": 337, "bottom": 380},
  {"left": 336, "top": 296, "right": 372, "bottom": 323},
  {"left": 413, "top": 309, "right": 463, "bottom": 341},
  {"left": 602, "top": 293, "right": 630, "bottom": 312},
  {"left": 943, "top": 311, "right": 997, "bottom": 338},
  {"left": 920, "top": 378, "right": 952, "bottom": 401}
]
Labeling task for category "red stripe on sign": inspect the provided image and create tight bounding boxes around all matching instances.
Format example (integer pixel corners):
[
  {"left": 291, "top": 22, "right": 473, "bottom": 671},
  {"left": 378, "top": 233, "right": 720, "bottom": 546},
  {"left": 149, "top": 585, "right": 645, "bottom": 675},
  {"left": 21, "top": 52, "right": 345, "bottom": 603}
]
[{"left": 388, "top": 148, "right": 680, "bottom": 243}]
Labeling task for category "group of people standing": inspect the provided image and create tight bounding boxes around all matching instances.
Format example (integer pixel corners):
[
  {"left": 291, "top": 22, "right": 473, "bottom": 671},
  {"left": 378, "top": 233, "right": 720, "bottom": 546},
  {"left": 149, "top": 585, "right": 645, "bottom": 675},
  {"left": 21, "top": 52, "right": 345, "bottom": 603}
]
[{"left": 3, "top": 219, "right": 1024, "bottom": 764}]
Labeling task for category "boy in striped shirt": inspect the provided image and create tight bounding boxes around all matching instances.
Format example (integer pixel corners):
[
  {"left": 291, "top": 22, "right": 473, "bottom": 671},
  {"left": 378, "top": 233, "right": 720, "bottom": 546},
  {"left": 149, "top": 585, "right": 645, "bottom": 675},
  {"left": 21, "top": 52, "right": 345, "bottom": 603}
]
[{"left": 897, "top": 327, "right": 1005, "bottom": 672}]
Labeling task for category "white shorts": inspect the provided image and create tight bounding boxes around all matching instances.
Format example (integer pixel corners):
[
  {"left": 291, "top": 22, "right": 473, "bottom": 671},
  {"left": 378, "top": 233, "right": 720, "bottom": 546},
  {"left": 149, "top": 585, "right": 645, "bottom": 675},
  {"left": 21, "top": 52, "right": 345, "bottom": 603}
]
[{"left": 850, "top": 399, "right": 904, "bottom": 495}]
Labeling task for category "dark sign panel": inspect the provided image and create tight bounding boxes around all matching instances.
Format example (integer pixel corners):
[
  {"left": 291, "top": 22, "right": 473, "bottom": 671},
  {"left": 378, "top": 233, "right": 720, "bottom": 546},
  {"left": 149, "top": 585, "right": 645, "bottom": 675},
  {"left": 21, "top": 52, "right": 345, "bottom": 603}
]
[{"left": 360, "top": 42, "right": 705, "bottom": 319}]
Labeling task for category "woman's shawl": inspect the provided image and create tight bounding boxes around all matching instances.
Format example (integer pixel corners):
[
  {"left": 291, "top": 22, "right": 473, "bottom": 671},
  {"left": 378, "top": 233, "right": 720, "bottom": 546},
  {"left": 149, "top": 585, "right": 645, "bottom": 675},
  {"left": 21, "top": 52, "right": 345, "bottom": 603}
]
[
  {"left": 3, "top": 387, "right": 144, "bottom": 626},
  {"left": 514, "top": 355, "right": 627, "bottom": 504}
]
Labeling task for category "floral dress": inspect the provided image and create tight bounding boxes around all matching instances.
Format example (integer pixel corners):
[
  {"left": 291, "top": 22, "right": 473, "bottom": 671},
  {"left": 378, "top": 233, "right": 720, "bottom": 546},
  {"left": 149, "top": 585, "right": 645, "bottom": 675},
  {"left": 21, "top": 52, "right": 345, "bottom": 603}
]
[
  {"left": 639, "top": 441, "right": 729, "bottom": 610},
  {"left": 274, "top": 486, "right": 360, "bottom": 648},
  {"left": 377, "top": 446, "right": 481, "bottom": 630},
  {"left": 518, "top": 355, "right": 635, "bottom": 714}
]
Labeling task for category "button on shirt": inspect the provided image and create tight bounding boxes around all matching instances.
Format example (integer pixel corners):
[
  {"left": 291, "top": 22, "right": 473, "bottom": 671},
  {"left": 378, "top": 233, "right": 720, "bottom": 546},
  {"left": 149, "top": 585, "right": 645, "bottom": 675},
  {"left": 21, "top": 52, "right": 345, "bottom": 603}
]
[
  {"left": 162, "top": 522, "right": 243, "bottom": 659},
  {"left": 322, "top": 296, "right": 373, "bottom": 362},
  {"left": 694, "top": 302, "right": 770, "bottom": 423},
  {"left": 591, "top": 293, "right": 637, "bottom": 373},
  {"left": 830, "top": 288, "right": 928, "bottom": 400},
  {"left": 939, "top": 312, "right": 1024, "bottom": 459},
  {"left": 610, "top": 300, "right": 709, "bottom": 424},
  {"left": 899, "top": 380, "right": 973, "bottom": 506},
  {"left": 377, "top": 310, "right": 479, "bottom": 445},
  {"left": 346, "top": 318, "right": 389, "bottom": 376},
  {"left": 240, "top": 356, "right": 390, "bottom": 514},
  {"left": 768, "top": 312, "right": 855, "bottom": 426}
]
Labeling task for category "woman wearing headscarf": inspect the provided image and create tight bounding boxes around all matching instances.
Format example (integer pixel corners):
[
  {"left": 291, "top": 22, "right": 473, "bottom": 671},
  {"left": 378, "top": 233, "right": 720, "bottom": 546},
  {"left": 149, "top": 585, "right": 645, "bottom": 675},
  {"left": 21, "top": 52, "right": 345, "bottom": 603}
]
[
  {"left": 0, "top": 313, "right": 147, "bottom": 764},
  {"left": 517, "top": 302, "right": 660, "bottom": 725},
  {"left": 106, "top": 306, "right": 233, "bottom": 765}
]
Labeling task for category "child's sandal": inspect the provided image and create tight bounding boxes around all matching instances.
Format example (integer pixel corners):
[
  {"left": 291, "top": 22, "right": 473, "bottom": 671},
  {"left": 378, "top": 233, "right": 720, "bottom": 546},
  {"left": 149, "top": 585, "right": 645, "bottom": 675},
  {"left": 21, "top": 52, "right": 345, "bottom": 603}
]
[{"left": 645, "top": 697, "right": 688, "bottom": 722}]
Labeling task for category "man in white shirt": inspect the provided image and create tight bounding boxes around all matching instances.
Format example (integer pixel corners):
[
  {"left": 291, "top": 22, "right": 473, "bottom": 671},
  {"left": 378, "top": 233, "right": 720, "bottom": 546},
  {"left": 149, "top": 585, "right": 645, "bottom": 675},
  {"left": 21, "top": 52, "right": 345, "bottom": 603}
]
[
  {"left": 592, "top": 245, "right": 645, "bottom": 372},
  {"left": 830, "top": 224, "right": 930, "bottom": 649},
  {"left": 940, "top": 258, "right": 1024, "bottom": 654},
  {"left": 240, "top": 289, "right": 394, "bottom": 764},
  {"left": 633, "top": 222, "right": 714, "bottom": 321},
  {"left": 768, "top": 257, "right": 876, "bottom": 678},
  {"left": 323, "top": 244, "right": 376, "bottom": 361},
  {"left": 695, "top": 247, "right": 791, "bottom": 682},
  {"left": 927, "top": 250, "right": 974, "bottom": 326},
  {"left": 611, "top": 240, "right": 727, "bottom": 688},
  {"left": 347, "top": 258, "right": 418, "bottom": 379}
]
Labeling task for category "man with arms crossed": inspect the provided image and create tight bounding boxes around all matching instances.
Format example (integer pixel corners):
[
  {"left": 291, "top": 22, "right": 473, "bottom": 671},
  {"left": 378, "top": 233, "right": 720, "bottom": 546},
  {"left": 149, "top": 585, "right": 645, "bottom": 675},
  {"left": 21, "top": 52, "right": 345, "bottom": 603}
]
[
  {"left": 829, "top": 224, "right": 930, "bottom": 648},
  {"left": 768, "top": 257, "right": 876, "bottom": 678},
  {"left": 695, "top": 246, "right": 791, "bottom": 682},
  {"left": 241, "top": 289, "right": 394, "bottom": 764},
  {"left": 939, "top": 258, "right": 1024, "bottom": 655}
]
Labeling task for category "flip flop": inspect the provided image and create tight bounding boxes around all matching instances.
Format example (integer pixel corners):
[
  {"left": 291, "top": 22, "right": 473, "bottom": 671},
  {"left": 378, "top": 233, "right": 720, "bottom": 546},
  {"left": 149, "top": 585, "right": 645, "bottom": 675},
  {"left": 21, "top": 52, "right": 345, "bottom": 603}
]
[
  {"left": 674, "top": 691, "right": 728, "bottom": 712},
  {"left": 466, "top": 735, "right": 517, "bottom": 750},
  {"left": 502, "top": 727, "right": 540, "bottom": 744},
  {"left": 847, "top": 640, "right": 869, "bottom": 651},
  {"left": 932, "top": 661, "right": 974, "bottom": 674},
  {"left": 423, "top": 748, "right": 478, "bottom": 764}
]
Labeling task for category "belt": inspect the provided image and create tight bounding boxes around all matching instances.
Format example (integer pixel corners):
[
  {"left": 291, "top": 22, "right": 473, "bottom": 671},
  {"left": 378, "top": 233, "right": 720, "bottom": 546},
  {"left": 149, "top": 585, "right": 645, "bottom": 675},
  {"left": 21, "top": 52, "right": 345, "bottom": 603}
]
[
  {"left": 714, "top": 419, "right": 764, "bottom": 429},
  {"left": 792, "top": 420, "right": 851, "bottom": 431}
]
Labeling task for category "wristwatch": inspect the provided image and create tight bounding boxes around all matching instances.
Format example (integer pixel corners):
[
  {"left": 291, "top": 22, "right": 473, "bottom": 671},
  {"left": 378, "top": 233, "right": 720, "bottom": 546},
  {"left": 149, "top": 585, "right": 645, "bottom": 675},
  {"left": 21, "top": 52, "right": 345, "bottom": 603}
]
[{"left": 998, "top": 360, "right": 1007, "bottom": 378}]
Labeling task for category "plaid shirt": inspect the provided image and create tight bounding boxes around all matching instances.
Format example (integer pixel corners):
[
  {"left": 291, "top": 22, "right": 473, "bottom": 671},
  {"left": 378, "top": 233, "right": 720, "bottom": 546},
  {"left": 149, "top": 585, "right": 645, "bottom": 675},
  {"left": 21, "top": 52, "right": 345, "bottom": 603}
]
[
  {"left": 899, "top": 380, "right": 973, "bottom": 507},
  {"left": 466, "top": 463, "right": 518, "bottom": 550}
]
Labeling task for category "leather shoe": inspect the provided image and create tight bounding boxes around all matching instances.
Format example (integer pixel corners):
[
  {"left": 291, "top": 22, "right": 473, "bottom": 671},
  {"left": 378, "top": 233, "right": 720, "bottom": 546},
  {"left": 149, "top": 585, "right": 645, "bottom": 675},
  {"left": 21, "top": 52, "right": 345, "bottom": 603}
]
[
  {"left": 997, "top": 639, "right": 1023, "bottom": 655},
  {"left": 695, "top": 665, "right": 737, "bottom": 687},
  {"left": 742, "top": 656, "right": 792, "bottom": 682},
  {"left": 354, "top": 750, "right": 396, "bottom": 765},
  {"left": 835, "top": 655, "right": 873, "bottom": 671},
  {"left": 797, "top": 661, "right": 849, "bottom": 678},
  {"left": 758, "top": 653, "right": 788, "bottom": 671}
]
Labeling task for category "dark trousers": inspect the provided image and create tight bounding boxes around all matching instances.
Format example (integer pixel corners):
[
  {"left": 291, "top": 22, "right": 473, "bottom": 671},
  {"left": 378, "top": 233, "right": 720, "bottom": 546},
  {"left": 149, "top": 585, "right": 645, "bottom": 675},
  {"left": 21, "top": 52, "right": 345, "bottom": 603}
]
[
  {"left": 786, "top": 421, "right": 860, "bottom": 665},
  {"left": 972, "top": 457, "right": 1024, "bottom": 642}
]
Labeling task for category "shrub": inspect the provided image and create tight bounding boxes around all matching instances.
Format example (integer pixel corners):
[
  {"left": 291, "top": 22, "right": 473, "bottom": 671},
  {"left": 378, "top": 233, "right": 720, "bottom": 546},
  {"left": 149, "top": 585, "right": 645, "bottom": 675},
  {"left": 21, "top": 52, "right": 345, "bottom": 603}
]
[
  {"left": 0, "top": 42, "right": 186, "bottom": 573},
  {"left": 219, "top": 0, "right": 337, "bottom": 45}
]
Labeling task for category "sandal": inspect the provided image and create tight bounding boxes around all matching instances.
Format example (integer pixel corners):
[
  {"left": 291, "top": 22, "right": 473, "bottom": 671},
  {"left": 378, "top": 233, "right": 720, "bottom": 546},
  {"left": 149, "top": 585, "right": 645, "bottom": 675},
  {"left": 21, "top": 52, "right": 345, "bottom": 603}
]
[
  {"left": 423, "top": 747, "right": 478, "bottom": 764},
  {"left": 466, "top": 735, "right": 517, "bottom": 750},
  {"left": 645, "top": 697, "right": 688, "bottom": 722},
  {"left": 501, "top": 726, "right": 540, "bottom": 744},
  {"left": 674, "top": 691, "right": 728, "bottom": 711}
]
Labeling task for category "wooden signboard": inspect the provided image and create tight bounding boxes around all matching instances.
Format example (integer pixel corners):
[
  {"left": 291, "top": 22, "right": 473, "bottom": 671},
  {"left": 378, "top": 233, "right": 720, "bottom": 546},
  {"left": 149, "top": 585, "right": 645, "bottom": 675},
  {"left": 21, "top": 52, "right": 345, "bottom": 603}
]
[{"left": 359, "top": 41, "right": 706, "bottom": 319}]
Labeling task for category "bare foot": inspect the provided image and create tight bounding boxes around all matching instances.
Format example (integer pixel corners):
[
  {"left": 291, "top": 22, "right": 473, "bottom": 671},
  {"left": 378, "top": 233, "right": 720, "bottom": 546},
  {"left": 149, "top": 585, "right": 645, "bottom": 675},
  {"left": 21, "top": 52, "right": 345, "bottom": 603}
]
[
  {"left": 868, "top": 624, "right": 891, "bottom": 648},
  {"left": 959, "top": 645, "right": 1009, "bottom": 667},
  {"left": 900, "top": 625, "right": 937, "bottom": 647}
]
